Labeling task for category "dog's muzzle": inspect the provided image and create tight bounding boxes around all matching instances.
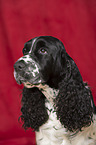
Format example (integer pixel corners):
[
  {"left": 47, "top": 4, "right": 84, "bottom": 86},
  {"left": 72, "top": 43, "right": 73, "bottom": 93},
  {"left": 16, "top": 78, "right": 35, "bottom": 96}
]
[{"left": 14, "top": 55, "right": 44, "bottom": 87}]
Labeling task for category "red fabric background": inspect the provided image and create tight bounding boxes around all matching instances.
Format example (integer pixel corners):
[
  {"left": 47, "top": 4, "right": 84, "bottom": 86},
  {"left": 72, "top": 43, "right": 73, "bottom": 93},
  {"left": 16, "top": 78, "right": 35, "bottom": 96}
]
[{"left": 0, "top": 0, "right": 96, "bottom": 145}]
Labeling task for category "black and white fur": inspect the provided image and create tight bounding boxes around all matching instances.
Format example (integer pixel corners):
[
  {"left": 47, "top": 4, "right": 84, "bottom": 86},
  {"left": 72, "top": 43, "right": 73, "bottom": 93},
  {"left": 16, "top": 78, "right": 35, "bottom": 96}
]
[{"left": 14, "top": 36, "right": 96, "bottom": 145}]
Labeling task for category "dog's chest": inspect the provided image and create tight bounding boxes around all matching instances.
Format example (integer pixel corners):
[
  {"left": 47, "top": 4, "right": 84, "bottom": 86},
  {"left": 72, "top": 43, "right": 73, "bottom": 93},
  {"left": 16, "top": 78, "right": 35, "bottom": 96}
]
[
  {"left": 36, "top": 103, "right": 96, "bottom": 145},
  {"left": 36, "top": 84, "right": 96, "bottom": 145},
  {"left": 35, "top": 84, "right": 66, "bottom": 144},
  {"left": 36, "top": 101, "right": 67, "bottom": 145}
]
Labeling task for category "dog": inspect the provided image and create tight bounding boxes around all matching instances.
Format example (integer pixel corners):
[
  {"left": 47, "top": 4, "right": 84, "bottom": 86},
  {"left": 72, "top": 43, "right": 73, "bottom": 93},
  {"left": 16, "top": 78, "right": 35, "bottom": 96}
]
[{"left": 14, "top": 36, "right": 96, "bottom": 145}]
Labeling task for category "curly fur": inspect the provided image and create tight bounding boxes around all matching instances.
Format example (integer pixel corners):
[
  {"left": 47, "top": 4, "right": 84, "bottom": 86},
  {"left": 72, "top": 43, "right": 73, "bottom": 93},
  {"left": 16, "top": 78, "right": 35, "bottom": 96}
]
[
  {"left": 48, "top": 53, "right": 94, "bottom": 132},
  {"left": 21, "top": 87, "right": 48, "bottom": 131},
  {"left": 56, "top": 80, "right": 93, "bottom": 132}
]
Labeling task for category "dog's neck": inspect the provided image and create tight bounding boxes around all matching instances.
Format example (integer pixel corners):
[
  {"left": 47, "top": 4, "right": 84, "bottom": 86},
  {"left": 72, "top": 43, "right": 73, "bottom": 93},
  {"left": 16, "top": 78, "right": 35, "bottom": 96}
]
[
  {"left": 24, "top": 82, "right": 59, "bottom": 103},
  {"left": 37, "top": 84, "right": 59, "bottom": 104}
]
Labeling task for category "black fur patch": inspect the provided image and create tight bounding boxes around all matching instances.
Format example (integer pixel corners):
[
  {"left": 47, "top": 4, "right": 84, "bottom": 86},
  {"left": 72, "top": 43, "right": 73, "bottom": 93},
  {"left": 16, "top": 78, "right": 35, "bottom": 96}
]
[
  {"left": 20, "top": 87, "right": 48, "bottom": 131},
  {"left": 55, "top": 55, "right": 94, "bottom": 131}
]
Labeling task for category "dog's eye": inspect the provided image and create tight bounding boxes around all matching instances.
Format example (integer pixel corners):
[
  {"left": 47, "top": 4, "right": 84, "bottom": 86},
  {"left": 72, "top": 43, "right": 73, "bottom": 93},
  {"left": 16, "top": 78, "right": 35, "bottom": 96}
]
[{"left": 39, "top": 48, "right": 47, "bottom": 54}]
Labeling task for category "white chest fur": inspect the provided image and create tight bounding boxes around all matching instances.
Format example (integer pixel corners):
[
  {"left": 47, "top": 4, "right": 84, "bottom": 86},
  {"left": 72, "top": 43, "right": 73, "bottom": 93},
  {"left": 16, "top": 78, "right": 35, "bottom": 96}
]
[
  {"left": 36, "top": 101, "right": 68, "bottom": 145},
  {"left": 35, "top": 84, "right": 96, "bottom": 145},
  {"left": 36, "top": 84, "right": 67, "bottom": 145}
]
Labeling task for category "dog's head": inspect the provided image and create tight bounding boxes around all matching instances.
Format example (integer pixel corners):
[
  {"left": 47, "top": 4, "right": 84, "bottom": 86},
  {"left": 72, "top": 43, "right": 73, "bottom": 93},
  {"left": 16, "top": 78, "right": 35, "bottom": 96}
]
[{"left": 14, "top": 36, "right": 67, "bottom": 88}]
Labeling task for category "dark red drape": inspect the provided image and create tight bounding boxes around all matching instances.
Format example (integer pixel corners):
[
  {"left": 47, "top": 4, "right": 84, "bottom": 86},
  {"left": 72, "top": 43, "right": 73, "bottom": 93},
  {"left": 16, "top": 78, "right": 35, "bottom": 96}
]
[{"left": 0, "top": 0, "right": 96, "bottom": 145}]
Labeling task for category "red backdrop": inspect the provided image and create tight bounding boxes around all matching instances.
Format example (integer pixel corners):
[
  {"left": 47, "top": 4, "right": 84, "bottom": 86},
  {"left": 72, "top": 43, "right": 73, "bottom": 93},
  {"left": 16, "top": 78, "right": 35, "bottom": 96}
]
[{"left": 0, "top": 0, "right": 96, "bottom": 145}]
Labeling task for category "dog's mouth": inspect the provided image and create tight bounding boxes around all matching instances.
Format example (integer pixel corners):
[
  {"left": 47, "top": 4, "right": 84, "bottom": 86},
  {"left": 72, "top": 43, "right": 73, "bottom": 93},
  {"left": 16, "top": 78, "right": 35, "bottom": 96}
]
[
  {"left": 14, "top": 70, "right": 45, "bottom": 88},
  {"left": 17, "top": 79, "right": 37, "bottom": 88},
  {"left": 23, "top": 82, "right": 36, "bottom": 88}
]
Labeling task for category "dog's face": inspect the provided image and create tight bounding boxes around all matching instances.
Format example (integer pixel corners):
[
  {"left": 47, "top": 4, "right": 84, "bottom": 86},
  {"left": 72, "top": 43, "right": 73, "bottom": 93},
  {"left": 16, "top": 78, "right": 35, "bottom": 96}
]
[{"left": 14, "top": 36, "right": 65, "bottom": 87}]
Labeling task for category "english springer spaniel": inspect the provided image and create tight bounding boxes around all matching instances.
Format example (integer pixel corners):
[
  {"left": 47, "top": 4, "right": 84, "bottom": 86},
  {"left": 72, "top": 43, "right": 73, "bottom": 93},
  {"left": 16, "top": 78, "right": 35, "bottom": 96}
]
[{"left": 14, "top": 36, "right": 96, "bottom": 145}]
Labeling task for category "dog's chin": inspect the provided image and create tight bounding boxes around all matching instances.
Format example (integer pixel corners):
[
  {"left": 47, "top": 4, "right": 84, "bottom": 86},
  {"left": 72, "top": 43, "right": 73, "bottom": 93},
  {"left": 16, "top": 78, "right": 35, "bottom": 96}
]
[
  {"left": 16, "top": 79, "right": 41, "bottom": 88},
  {"left": 14, "top": 71, "right": 46, "bottom": 88},
  {"left": 17, "top": 78, "right": 45, "bottom": 88},
  {"left": 14, "top": 74, "right": 43, "bottom": 88},
  {"left": 23, "top": 82, "right": 36, "bottom": 88},
  {"left": 16, "top": 79, "right": 42, "bottom": 88}
]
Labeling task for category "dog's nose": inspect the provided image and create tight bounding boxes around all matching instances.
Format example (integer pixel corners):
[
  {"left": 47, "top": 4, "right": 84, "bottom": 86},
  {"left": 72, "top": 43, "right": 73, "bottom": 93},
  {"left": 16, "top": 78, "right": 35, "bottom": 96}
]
[{"left": 14, "top": 60, "right": 25, "bottom": 71}]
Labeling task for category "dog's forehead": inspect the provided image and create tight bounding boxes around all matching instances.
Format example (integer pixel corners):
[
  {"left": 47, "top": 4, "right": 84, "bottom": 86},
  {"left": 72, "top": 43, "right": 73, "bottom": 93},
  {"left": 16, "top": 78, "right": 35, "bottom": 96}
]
[
  {"left": 24, "top": 36, "right": 65, "bottom": 54},
  {"left": 24, "top": 38, "right": 37, "bottom": 53},
  {"left": 24, "top": 36, "right": 60, "bottom": 49}
]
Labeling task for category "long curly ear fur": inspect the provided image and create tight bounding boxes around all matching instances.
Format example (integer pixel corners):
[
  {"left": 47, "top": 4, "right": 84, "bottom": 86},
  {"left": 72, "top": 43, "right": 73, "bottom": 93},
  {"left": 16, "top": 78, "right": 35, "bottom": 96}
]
[
  {"left": 55, "top": 54, "right": 94, "bottom": 132},
  {"left": 20, "top": 87, "right": 48, "bottom": 131}
]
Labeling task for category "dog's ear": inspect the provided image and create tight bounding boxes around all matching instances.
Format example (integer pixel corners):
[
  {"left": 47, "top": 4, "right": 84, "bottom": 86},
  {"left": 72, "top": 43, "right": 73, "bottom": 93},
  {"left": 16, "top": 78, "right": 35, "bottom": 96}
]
[
  {"left": 54, "top": 39, "right": 72, "bottom": 80},
  {"left": 51, "top": 42, "right": 68, "bottom": 77},
  {"left": 20, "top": 87, "right": 48, "bottom": 131},
  {"left": 55, "top": 55, "right": 94, "bottom": 132},
  {"left": 60, "top": 53, "right": 72, "bottom": 81}
]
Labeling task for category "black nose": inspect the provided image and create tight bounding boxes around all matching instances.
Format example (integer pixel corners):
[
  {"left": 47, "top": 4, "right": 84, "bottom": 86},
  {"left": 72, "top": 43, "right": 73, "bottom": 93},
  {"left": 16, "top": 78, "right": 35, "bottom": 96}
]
[{"left": 14, "top": 60, "right": 25, "bottom": 71}]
